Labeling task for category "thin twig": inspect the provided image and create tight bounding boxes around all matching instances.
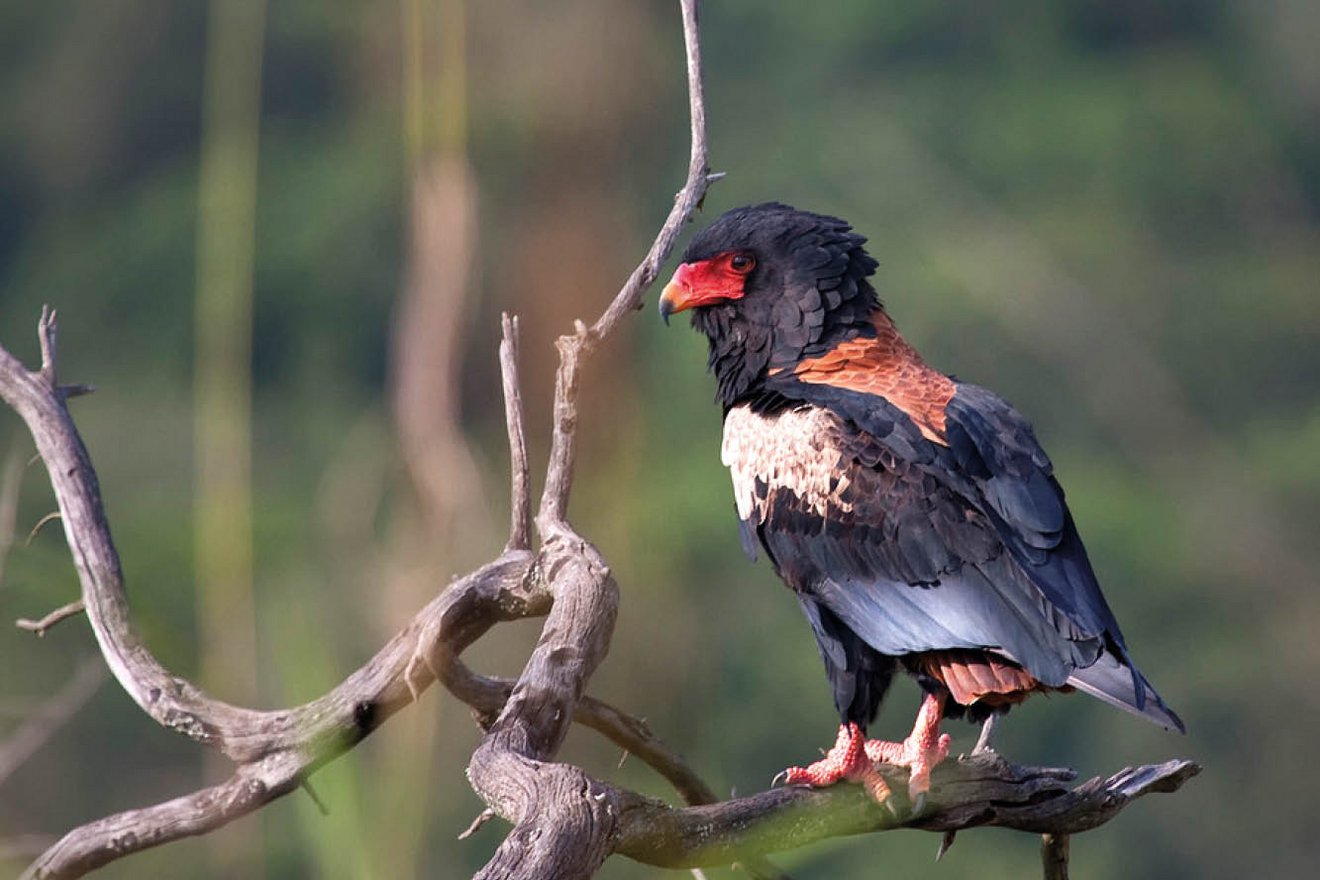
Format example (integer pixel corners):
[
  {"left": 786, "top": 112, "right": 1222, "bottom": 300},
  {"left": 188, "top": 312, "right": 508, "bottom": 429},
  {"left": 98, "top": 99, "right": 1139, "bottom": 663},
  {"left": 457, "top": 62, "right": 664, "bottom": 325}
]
[
  {"left": 535, "top": 0, "right": 719, "bottom": 531},
  {"left": 458, "top": 808, "right": 497, "bottom": 840},
  {"left": 499, "top": 314, "right": 531, "bottom": 551},
  {"left": 38, "top": 306, "right": 58, "bottom": 387},
  {"left": 25, "top": 511, "right": 61, "bottom": 546},
  {"left": 57, "top": 384, "right": 97, "bottom": 400},
  {"left": 16, "top": 599, "right": 86, "bottom": 636}
]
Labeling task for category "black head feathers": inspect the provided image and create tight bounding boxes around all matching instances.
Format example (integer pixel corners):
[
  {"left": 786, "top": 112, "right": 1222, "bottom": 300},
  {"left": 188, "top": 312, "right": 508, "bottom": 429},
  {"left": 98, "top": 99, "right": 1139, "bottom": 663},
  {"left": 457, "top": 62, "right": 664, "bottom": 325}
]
[{"left": 677, "top": 203, "right": 882, "bottom": 407}]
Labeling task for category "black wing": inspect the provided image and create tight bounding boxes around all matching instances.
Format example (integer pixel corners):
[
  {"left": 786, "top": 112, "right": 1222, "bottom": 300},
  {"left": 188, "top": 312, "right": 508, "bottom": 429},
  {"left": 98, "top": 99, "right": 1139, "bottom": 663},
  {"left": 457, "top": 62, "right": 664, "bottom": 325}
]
[{"left": 728, "top": 376, "right": 1182, "bottom": 730}]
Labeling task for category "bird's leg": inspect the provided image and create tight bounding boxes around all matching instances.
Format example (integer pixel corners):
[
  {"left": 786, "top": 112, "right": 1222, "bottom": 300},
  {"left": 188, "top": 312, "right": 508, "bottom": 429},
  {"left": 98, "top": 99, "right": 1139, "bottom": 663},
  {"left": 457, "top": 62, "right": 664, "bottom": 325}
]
[
  {"left": 863, "top": 690, "right": 951, "bottom": 801},
  {"left": 778, "top": 722, "right": 893, "bottom": 802}
]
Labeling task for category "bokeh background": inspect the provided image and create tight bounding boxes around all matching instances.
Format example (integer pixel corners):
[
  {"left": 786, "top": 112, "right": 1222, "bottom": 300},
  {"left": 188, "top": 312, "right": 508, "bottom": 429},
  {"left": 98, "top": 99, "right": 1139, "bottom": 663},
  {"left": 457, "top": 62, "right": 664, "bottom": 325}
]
[{"left": 2, "top": 1, "right": 1318, "bottom": 877}]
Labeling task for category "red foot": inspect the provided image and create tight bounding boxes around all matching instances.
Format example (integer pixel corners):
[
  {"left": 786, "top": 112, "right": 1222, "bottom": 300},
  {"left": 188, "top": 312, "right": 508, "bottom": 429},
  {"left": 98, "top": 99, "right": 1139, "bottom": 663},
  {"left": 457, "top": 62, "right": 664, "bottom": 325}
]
[
  {"left": 779, "top": 723, "right": 893, "bottom": 802},
  {"left": 779, "top": 692, "right": 952, "bottom": 807},
  {"left": 864, "top": 692, "right": 951, "bottom": 799}
]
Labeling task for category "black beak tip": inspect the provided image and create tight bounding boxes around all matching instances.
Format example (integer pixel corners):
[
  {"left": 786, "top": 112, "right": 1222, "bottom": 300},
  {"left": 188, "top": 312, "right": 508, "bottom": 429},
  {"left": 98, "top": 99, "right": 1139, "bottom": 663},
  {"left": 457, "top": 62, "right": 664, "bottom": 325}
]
[{"left": 658, "top": 298, "right": 673, "bottom": 326}]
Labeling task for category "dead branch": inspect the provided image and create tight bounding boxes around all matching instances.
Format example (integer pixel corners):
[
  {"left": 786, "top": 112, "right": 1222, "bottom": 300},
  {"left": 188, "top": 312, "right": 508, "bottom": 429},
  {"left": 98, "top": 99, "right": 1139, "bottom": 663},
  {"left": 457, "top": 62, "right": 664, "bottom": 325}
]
[
  {"left": 609, "top": 756, "right": 1199, "bottom": 869},
  {"left": 1042, "top": 833, "right": 1070, "bottom": 880},
  {"left": 460, "top": 2, "right": 723, "bottom": 876},
  {"left": 0, "top": 2, "right": 1197, "bottom": 879},
  {"left": 0, "top": 296, "right": 1200, "bottom": 880},
  {"left": 500, "top": 313, "right": 531, "bottom": 552},
  {"left": 536, "top": 0, "right": 719, "bottom": 531},
  {"left": 15, "top": 599, "right": 86, "bottom": 636}
]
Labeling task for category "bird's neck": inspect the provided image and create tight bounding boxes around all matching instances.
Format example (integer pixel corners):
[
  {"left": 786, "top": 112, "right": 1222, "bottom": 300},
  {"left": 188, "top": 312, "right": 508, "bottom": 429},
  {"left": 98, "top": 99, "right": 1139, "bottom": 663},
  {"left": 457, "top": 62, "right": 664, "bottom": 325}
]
[
  {"left": 862, "top": 308, "right": 929, "bottom": 370},
  {"left": 708, "top": 299, "right": 886, "bottom": 409}
]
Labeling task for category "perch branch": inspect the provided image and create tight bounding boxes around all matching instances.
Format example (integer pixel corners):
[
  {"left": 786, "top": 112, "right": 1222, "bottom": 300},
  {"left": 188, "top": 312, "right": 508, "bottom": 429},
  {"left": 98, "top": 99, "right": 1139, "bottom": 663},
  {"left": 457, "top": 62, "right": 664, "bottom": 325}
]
[{"left": 609, "top": 756, "right": 1199, "bottom": 869}]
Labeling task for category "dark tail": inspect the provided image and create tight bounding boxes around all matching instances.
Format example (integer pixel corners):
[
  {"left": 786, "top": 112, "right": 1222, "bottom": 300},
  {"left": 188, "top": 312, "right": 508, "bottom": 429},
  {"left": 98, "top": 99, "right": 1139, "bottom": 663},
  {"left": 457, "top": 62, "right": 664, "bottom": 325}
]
[{"left": 1066, "top": 652, "right": 1185, "bottom": 733}]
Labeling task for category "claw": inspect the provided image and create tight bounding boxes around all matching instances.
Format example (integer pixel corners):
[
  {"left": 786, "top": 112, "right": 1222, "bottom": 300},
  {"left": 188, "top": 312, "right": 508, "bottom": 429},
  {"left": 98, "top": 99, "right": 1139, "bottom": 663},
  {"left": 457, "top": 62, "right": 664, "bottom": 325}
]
[
  {"left": 863, "top": 692, "right": 952, "bottom": 804},
  {"left": 777, "top": 703, "right": 951, "bottom": 809}
]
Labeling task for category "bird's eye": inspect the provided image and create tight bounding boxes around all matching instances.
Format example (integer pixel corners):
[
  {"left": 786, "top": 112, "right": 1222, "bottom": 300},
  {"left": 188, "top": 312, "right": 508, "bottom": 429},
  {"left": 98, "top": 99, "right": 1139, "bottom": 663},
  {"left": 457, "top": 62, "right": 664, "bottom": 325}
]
[{"left": 729, "top": 253, "right": 755, "bottom": 274}]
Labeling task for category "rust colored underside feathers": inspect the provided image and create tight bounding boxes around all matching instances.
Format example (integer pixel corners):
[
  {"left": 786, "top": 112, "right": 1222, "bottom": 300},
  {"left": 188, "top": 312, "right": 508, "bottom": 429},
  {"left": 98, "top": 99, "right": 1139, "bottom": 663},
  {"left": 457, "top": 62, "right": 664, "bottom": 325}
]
[{"left": 922, "top": 650, "right": 1063, "bottom": 707}]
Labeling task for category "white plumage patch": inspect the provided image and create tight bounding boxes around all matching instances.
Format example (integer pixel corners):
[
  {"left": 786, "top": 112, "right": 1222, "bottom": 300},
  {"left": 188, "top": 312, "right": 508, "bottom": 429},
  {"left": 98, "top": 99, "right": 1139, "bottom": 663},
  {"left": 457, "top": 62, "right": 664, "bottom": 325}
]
[{"left": 721, "top": 404, "right": 851, "bottom": 522}]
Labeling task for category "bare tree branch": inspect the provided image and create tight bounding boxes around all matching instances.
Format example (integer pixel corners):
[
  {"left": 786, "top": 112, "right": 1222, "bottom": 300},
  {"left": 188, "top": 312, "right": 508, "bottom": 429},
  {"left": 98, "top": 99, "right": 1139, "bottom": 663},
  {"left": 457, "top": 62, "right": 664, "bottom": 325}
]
[
  {"left": 441, "top": 661, "right": 792, "bottom": 880},
  {"left": 0, "top": 288, "right": 1197, "bottom": 880},
  {"left": 500, "top": 313, "right": 531, "bottom": 552},
  {"left": 15, "top": 599, "right": 86, "bottom": 636},
  {"left": 463, "top": 3, "right": 727, "bottom": 877},
  {"left": 536, "top": 0, "right": 718, "bottom": 530},
  {"left": 440, "top": 658, "right": 715, "bottom": 807},
  {"left": 25, "top": 511, "right": 62, "bottom": 546},
  {"left": 608, "top": 756, "right": 1199, "bottom": 870},
  {"left": 1042, "top": 833, "right": 1070, "bottom": 880},
  {"left": 8, "top": 542, "right": 540, "bottom": 879},
  {"left": 0, "top": 2, "right": 1196, "bottom": 878}
]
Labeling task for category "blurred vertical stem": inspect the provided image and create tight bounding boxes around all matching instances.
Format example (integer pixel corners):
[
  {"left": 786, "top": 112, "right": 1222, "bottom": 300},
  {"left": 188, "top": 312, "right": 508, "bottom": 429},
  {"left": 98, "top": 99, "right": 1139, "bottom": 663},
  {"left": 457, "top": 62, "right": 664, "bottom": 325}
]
[
  {"left": 404, "top": 0, "right": 467, "bottom": 171},
  {"left": 369, "top": 0, "right": 477, "bottom": 875},
  {"left": 194, "top": 0, "right": 265, "bottom": 873}
]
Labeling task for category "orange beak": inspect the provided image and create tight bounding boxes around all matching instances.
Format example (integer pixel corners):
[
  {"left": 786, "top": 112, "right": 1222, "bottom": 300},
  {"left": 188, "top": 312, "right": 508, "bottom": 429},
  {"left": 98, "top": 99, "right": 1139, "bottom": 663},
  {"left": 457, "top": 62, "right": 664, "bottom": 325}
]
[
  {"left": 658, "top": 260, "right": 745, "bottom": 325},
  {"left": 658, "top": 264, "right": 697, "bottom": 325}
]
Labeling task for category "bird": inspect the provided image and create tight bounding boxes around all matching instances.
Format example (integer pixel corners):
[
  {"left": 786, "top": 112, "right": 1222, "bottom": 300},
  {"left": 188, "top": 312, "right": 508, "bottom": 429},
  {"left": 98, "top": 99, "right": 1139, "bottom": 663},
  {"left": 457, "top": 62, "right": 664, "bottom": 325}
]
[{"left": 658, "top": 202, "right": 1183, "bottom": 807}]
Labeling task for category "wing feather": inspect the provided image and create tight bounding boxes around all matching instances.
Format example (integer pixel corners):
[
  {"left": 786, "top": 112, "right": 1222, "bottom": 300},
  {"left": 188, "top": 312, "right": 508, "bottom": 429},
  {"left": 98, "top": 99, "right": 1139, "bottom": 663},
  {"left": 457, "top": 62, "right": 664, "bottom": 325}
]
[{"left": 723, "top": 375, "right": 1181, "bottom": 728}]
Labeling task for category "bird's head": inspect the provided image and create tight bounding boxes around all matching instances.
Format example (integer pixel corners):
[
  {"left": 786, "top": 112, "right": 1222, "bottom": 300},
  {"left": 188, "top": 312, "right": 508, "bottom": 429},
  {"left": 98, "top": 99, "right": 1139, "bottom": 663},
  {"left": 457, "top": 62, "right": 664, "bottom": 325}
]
[{"left": 660, "top": 202, "right": 880, "bottom": 405}]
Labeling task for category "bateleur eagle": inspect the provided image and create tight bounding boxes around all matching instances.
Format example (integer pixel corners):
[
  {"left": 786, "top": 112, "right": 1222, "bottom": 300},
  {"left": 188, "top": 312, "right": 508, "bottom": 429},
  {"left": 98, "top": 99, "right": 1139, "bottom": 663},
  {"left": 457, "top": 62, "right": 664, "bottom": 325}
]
[{"left": 659, "top": 202, "right": 1183, "bottom": 806}]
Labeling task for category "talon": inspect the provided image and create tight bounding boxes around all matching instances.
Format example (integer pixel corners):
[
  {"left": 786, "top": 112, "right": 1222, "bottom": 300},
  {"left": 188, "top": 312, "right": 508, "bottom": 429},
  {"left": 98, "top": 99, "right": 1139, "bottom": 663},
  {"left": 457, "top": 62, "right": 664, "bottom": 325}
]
[
  {"left": 852, "top": 761, "right": 893, "bottom": 804},
  {"left": 860, "top": 692, "right": 952, "bottom": 802},
  {"left": 910, "top": 792, "right": 927, "bottom": 815},
  {"left": 777, "top": 723, "right": 874, "bottom": 793},
  {"left": 908, "top": 766, "right": 932, "bottom": 799}
]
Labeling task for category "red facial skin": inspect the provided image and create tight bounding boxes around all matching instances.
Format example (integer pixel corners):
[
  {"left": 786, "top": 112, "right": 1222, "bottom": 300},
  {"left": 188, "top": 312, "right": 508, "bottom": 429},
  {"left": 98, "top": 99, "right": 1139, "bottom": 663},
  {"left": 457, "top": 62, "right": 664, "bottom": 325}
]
[{"left": 659, "top": 251, "right": 755, "bottom": 318}]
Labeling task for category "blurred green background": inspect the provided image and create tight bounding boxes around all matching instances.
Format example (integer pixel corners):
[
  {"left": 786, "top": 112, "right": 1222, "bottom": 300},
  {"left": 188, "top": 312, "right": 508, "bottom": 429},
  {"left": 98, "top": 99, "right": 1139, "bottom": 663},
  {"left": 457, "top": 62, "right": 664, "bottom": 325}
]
[{"left": 2, "top": 0, "right": 1318, "bottom": 877}]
